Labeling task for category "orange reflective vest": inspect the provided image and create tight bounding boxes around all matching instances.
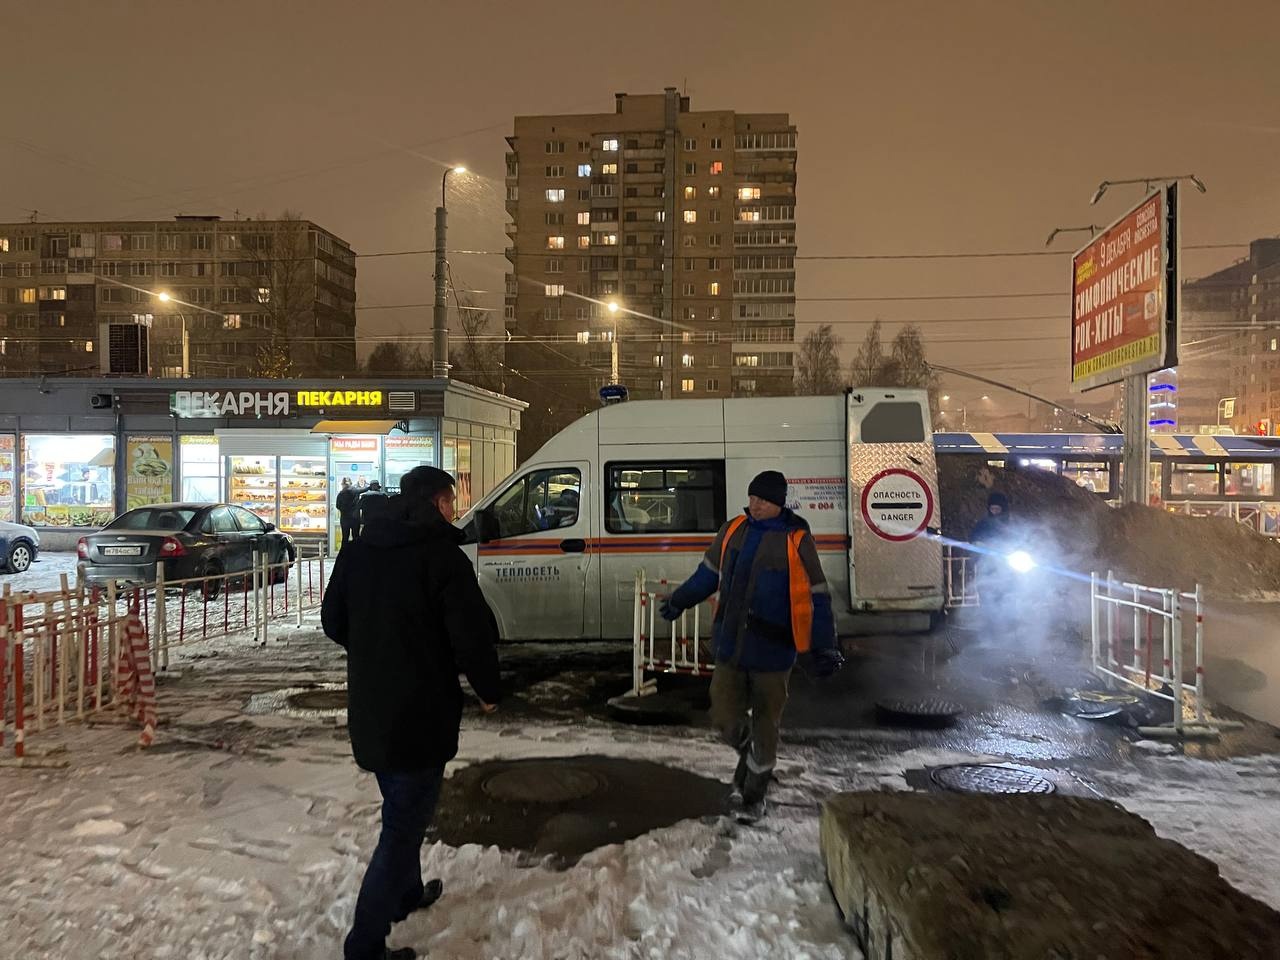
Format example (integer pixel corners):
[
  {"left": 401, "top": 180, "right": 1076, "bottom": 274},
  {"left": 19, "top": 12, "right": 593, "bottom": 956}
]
[{"left": 717, "top": 514, "right": 814, "bottom": 654}]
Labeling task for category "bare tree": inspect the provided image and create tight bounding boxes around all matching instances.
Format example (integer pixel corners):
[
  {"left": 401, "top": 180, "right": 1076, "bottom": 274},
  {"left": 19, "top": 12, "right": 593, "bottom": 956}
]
[
  {"left": 850, "top": 320, "right": 888, "bottom": 386},
  {"left": 233, "top": 211, "right": 313, "bottom": 378},
  {"left": 795, "top": 323, "right": 844, "bottom": 395},
  {"left": 365, "top": 340, "right": 427, "bottom": 377},
  {"left": 850, "top": 320, "right": 940, "bottom": 417},
  {"left": 446, "top": 276, "right": 505, "bottom": 392}
]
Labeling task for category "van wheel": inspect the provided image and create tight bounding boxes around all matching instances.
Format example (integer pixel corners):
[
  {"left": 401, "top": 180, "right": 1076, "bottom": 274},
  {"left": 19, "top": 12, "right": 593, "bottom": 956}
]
[{"left": 7, "top": 541, "right": 33, "bottom": 574}]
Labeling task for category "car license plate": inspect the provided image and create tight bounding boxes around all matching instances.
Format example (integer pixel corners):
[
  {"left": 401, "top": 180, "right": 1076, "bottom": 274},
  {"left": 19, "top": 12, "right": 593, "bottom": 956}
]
[{"left": 103, "top": 546, "right": 143, "bottom": 557}]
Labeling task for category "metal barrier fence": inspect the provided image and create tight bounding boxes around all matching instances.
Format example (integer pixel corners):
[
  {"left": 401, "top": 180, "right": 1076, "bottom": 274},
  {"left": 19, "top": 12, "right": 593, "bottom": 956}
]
[
  {"left": 627, "top": 569, "right": 715, "bottom": 698},
  {"left": 1089, "top": 571, "right": 1241, "bottom": 738},
  {"left": 0, "top": 546, "right": 330, "bottom": 763},
  {"left": 943, "top": 546, "right": 980, "bottom": 608}
]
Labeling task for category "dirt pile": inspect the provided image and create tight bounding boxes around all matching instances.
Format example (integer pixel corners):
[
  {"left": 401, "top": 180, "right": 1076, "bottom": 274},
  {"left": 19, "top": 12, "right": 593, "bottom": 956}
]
[
  {"left": 938, "top": 460, "right": 1280, "bottom": 597},
  {"left": 821, "top": 790, "right": 1280, "bottom": 960}
]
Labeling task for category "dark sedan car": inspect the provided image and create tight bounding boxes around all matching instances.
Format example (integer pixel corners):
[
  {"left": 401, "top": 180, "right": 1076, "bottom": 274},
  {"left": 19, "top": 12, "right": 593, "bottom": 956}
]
[{"left": 77, "top": 503, "right": 294, "bottom": 590}]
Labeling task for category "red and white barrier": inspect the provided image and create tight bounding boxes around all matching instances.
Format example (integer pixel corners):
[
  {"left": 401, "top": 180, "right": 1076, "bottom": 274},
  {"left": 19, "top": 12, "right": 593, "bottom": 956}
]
[{"left": 627, "top": 569, "right": 716, "bottom": 698}]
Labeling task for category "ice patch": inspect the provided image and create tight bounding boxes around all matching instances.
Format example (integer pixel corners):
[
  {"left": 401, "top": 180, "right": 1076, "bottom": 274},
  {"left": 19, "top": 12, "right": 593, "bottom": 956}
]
[{"left": 70, "top": 819, "right": 127, "bottom": 838}]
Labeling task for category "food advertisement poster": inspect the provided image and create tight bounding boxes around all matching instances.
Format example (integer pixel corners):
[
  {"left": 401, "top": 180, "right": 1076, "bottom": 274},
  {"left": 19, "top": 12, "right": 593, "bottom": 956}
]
[
  {"left": 0, "top": 434, "right": 15, "bottom": 522},
  {"left": 126, "top": 436, "right": 175, "bottom": 509}
]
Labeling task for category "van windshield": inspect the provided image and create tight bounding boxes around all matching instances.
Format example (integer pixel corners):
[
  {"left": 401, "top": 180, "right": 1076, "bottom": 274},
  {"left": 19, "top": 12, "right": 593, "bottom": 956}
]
[{"left": 860, "top": 402, "right": 926, "bottom": 443}]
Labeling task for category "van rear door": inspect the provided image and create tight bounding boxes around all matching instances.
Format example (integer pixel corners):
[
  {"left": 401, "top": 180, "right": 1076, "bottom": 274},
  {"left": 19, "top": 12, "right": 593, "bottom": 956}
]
[{"left": 846, "top": 391, "right": 943, "bottom": 612}]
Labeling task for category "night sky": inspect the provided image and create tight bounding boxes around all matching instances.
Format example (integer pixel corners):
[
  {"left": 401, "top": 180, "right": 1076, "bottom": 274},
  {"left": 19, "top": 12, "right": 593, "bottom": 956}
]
[{"left": 7, "top": 0, "right": 1278, "bottom": 416}]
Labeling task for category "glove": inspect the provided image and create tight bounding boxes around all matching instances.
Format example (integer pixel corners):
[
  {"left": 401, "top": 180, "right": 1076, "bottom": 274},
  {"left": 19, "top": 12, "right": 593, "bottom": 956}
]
[
  {"left": 659, "top": 598, "right": 682, "bottom": 622},
  {"left": 799, "top": 648, "right": 845, "bottom": 679}
]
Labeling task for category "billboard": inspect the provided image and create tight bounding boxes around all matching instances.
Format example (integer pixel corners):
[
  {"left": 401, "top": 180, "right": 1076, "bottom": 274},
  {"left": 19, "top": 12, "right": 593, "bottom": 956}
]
[{"left": 1071, "top": 184, "right": 1179, "bottom": 391}]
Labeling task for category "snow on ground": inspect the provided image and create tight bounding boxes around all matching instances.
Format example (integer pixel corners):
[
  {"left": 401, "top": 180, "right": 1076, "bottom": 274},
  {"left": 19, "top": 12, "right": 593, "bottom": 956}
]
[
  {"left": 1, "top": 550, "right": 80, "bottom": 595},
  {"left": 1, "top": 611, "right": 1278, "bottom": 959}
]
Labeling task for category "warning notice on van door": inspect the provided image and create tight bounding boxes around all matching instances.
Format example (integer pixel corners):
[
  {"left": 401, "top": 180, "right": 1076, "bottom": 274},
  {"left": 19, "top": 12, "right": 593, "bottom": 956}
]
[
  {"left": 860, "top": 468, "right": 933, "bottom": 542},
  {"left": 786, "top": 476, "right": 846, "bottom": 514}
]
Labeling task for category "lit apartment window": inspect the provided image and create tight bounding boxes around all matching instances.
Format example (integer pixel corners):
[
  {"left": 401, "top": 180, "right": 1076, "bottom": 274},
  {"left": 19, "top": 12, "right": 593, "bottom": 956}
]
[
  {"left": 594, "top": 233, "right": 618, "bottom": 246},
  {"left": 38, "top": 286, "right": 66, "bottom": 301},
  {"left": 256, "top": 286, "right": 271, "bottom": 303},
  {"left": 683, "top": 138, "right": 697, "bottom": 150},
  {"left": 682, "top": 353, "right": 694, "bottom": 367},
  {"left": 545, "top": 284, "right": 565, "bottom": 296},
  {"left": 602, "top": 138, "right": 619, "bottom": 151},
  {"left": 684, "top": 308, "right": 698, "bottom": 321},
  {"left": 708, "top": 186, "right": 721, "bottom": 199},
  {"left": 547, "top": 235, "right": 565, "bottom": 250},
  {"left": 545, "top": 189, "right": 566, "bottom": 203},
  {"left": 739, "top": 209, "right": 761, "bottom": 222},
  {"left": 0, "top": 238, "right": 7, "bottom": 252},
  {"left": 601, "top": 162, "right": 618, "bottom": 175},
  {"left": 681, "top": 379, "right": 695, "bottom": 393},
  {"left": 738, "top": 186, "right": 762, "bottom": 201},
  {"left": 577, "top": 236, "right": 590, "bottom": 249},
  {"left": 709, "top": 161, "right": 723, "bottom": 175},
  {"left": 653, "top": 354, "right": 664, "bottom": 367},
  {"left": 683, "top": 210, "right": 697, "bottom": 224},
  {"left": 708, "top": 282, "right": 720, "bottom": 296},
  {"left": 571, "top": 212, "right": 588, "bottom": 227},
  {"left": 683, "top": 186, "right": 697, "bottom": 200},
  {"left": 223, "top": 314, "right": 242, "bottom": 329},
  {"left": 682, "top": 332, "right": 693, "bottom": 343},
  {"left": 546, "top": 165, "right": 565, "bottom": 177},
  {"left": 575, "top": 331, "right": 590, "bottom": 344},
  {"left": 19, "top": 288, "right": 35, "bottom": 303},
  {"left": 736, "top": 355, "right": 760, "bottom": 367},
  {"left": 578, "top": 164, "right": 592, "bottom": 177}
]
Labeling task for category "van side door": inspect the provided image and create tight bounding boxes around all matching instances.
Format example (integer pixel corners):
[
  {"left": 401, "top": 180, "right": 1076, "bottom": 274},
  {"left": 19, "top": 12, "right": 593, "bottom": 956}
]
[{"left": 474, "top": 464, "right": 592, "bottom": 640}]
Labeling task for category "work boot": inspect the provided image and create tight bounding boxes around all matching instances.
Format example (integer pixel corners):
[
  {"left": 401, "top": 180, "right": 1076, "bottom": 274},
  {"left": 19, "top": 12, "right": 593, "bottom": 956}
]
[
  {"left": 393, "top": 878, "right": 443, "bottom": 924},
  {"left": 727, "top": 749, "right": 750, "bottom": 811},
  {"left": 736, "top": 796, "right": 767, "bottom": 824}
]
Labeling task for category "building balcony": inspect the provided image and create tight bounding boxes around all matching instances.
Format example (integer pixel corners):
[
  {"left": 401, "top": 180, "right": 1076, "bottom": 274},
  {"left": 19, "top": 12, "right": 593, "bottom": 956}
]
[{"left": 623, "top": 147, "right": 664, "bottom": 160}]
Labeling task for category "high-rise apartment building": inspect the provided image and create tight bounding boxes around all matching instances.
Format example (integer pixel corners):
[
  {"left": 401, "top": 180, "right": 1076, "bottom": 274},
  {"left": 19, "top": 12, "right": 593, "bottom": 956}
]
[
  {"left": 504, "top": 89, "right": 797, "bottom": 450},
  {"left": 0, "top": 216, "right": 356, "bottom": 379},
  {"left": 1179, "top": 239, "right": 1280, "bottom": 433}
]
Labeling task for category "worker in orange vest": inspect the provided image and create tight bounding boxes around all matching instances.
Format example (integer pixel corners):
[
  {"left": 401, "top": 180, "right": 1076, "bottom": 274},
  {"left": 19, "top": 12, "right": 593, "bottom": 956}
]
[{"left": 662, "top": 471, "right": 842, "bottom": 822}]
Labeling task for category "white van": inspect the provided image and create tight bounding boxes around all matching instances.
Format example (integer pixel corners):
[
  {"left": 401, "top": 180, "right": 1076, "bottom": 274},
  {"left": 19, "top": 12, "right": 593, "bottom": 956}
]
[{"left": 459, "top": 389, "right": 943, "bottom": 640}]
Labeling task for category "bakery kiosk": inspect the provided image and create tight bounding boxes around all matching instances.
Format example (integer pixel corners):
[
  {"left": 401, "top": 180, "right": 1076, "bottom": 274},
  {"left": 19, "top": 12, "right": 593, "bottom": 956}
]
[{"left": 0, "top": 377, "right": 525, "bottom": 553}]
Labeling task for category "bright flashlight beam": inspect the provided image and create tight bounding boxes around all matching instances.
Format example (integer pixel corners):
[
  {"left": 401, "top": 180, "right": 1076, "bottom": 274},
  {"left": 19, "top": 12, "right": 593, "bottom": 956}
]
[{"left": 1006, "top": 550, "right": 1036, "bottom": 574}]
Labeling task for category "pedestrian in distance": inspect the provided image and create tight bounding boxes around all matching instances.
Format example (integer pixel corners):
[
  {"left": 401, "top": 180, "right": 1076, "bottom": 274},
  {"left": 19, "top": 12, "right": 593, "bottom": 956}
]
[
  {"left": 322, "top": 465, "right": 501, "bottom": 960},
  {"left": 660, "top": 470, "right": 843, "bottom": 823},
  {"left": 357, "top": 480, "right": 391, "bottom": 528},
  {"left": 336, "top": 476, "right": 360, "bottom": 546}
]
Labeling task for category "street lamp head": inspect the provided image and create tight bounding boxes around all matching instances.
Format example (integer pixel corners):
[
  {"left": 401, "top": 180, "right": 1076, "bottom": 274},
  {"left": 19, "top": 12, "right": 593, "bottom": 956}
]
[
  {"left": 1189, "top": 173, "right": 1207, "bottom": 194},
  {"left": 157, "top": 291, "right": 171, "bottom": 303},
  {"left": 607, "top": 299, "right": 620, "bottom": 314},
  {"left": 980, "top": 395, "right": 991, "bottom": 401},
  {"left": 1090, "top": 181, "right": 1109, "bottom": 205},
  {"left": 941, "top": 394, "right": 950, "bottom": 401},
  {"left": 452, "top": 166, "right": 467, "bottom": 175}
]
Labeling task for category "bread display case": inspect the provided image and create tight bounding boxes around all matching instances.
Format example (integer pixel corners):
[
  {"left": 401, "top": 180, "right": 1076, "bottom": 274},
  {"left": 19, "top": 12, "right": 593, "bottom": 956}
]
[
  {"left": 280, "top": 456, "right": 328, "bottom": 534},
  {"left": 229, "top": 455, "right": 278, "bottom": 526}
]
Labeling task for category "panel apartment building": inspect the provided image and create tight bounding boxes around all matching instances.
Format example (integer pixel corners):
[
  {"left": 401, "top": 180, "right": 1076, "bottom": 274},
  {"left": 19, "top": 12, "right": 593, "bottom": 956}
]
[
  {"left": 504, "top": 89, "right": 797, "bottom": 446},
  {"left": 0, "top": 216, "right": 356, "bottom": 379}
]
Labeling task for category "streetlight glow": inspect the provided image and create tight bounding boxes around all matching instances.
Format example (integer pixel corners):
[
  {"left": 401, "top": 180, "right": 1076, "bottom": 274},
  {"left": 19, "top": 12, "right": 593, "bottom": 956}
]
[
  {"left": 452, "top": 166, "right": 467, "bottom": 175},
  {"left": 607, "top": 300, "right": 620, "bottom": 314},
  {"left": 941, "top": 394, "right": 950, "bottom": 401},
  {"left": 157, "top": 292, "right": 171, "bottom": 302}
]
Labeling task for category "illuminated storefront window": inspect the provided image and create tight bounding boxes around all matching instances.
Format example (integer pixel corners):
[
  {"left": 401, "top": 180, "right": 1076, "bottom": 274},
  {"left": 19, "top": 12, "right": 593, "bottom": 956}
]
[{"left": 20, "top": 434, "right": 116, "bottom": 527}]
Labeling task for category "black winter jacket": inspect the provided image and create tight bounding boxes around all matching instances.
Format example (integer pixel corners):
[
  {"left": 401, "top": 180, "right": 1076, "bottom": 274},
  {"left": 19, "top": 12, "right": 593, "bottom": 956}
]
[
  {"left": 321, "top": 498, "right": 501, "bottom": 772},
  {"left": 335, "top": 487, "right": 359, "bottom": 517}
]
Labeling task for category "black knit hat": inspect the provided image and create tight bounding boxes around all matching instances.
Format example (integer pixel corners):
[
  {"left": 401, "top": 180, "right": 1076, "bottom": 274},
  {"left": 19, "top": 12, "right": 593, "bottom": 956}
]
[
  {"left": 400, "top": 466, "right": 454, "bottom": 501},
  {"left": 748, "top": 470, "right": 788, "bottom": 508}
]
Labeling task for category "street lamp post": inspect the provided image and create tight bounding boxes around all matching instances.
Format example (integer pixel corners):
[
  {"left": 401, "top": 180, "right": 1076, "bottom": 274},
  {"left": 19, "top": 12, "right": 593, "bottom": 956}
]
[
  {"left": 607, "top": 299, "right": 621, "bottom": 384},
  {"left": 156, "top": 291, "right": 189, "bottom": 378},
  {"left": 434, "top": 165, "right": 466, "bottom": 379}
]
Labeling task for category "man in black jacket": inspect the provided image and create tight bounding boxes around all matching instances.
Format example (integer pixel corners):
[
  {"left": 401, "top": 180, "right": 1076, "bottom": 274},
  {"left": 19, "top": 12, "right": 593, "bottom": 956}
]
[
  {"left": 356, "top": 480, "right": 391, "bottom": 527},
  {"left": 322, "top": 465, "right": 501, "bottom": 960},
  {"left": 335, "top": 477, "right": 360, "bottom": 546}
]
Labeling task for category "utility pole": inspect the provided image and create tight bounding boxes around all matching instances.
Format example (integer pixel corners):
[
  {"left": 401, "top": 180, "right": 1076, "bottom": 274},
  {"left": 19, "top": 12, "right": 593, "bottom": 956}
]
[{"left": 434, "top": 166, "right": 466, "bottom": 379}]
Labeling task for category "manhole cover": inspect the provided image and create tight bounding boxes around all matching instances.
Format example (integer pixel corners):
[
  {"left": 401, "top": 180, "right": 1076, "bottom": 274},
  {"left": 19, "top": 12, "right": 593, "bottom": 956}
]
[
  {"left": 288, "top": 689, "right": 348, "bottom": 711},
  {"left": 482, "top": 765, "right": 606, "bottom": 804},
  {"left": 1076, "top": 690, "right": 1141, "bottom": 705},
  {"left": 930, "top": 764, "right": 1055, "bottom": 795}
]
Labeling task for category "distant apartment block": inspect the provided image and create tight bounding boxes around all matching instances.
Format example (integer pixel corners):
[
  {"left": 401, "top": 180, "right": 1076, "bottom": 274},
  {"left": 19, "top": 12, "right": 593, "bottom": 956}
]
[{"left": 0, "top": 216, "right": 356, "bottom": 378}]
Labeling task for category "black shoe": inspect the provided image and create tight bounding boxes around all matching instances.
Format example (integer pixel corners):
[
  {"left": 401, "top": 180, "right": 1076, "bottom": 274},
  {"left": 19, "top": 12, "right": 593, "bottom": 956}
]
[
  {"left": 415, "top": 878, "right": 443, "bottom": 913},
  {"left": 736, "top": 796, "right": 766, "bottom": 824},
  {"left": 384, "top": 949, "right": 416, "bottom": 960}
]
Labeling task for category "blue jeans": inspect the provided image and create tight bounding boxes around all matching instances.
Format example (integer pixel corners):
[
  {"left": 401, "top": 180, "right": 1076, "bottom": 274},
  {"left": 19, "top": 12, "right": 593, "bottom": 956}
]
[{"left": 344, "top": 767, "right": 445, "bottom": 960}]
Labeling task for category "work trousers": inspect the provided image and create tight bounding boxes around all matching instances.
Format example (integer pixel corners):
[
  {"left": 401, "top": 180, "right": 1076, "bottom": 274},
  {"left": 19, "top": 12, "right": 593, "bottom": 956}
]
[{"left": 709, "top": 662, "right": 791, "bottom": 803}]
